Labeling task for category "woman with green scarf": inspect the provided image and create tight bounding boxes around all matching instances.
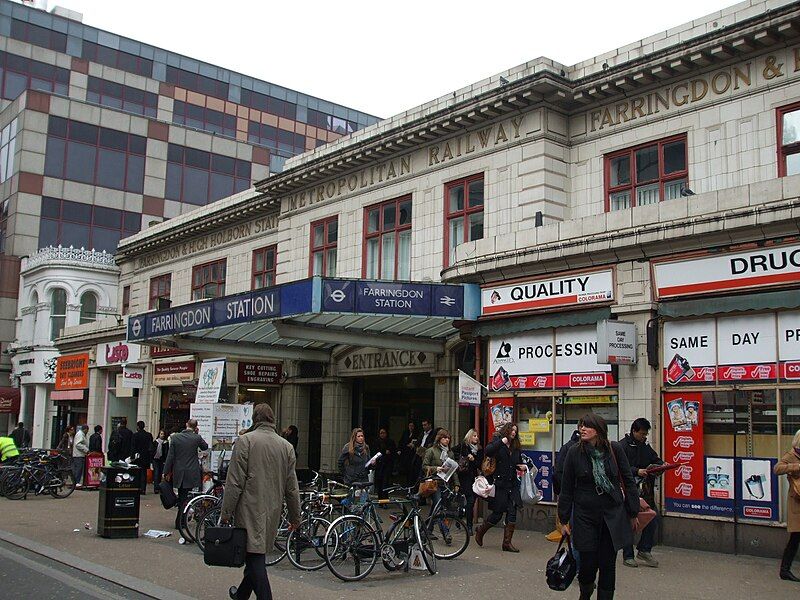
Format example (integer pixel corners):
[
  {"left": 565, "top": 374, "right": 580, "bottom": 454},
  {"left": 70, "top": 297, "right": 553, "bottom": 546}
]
[{"left": 557, "top": 413, "right": 639, "bottom": 600}]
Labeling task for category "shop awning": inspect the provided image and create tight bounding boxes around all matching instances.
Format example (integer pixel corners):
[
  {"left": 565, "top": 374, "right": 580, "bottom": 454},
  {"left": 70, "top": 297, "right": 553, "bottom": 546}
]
[
  {"left": 470, "top": 307, "right": 612, "bottom": 337},
  {"left": 0, "top": 387, "right": 20, "bottom": 414},
  {"left": 127, "top": 277, "right": 480, "bottom": 359},
  {"left": 51, "top": 390, "right": 85, "bottom": 401},
  {"left": 657, "top": 289, "right": 800, "bottom": 318}
]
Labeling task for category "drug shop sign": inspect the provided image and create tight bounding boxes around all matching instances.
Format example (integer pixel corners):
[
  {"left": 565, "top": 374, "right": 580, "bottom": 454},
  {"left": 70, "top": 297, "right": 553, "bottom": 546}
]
[
  {"left": 653, "top": 243, "right": 800, "bottom": 299},
  {"left": 481, "top": 269, "right": 613, "bottom": 316}
]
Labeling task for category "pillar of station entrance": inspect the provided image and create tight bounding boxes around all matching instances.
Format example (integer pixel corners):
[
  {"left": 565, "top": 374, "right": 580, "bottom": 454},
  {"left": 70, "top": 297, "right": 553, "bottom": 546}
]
[
  {"left": 320, "top": 379, "right": 352, "bottom": 475},
  {"left": 279, "top": 380, "right": 310, "bottom": 470},
  {"left": 434, "top": 374, "right": 460, "bottom": 439}
]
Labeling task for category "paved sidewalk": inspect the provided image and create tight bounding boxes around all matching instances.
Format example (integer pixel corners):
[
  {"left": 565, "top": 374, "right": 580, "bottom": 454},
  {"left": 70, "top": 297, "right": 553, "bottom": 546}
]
[{"left": 0, "top": 491, "right": 797, "bottom": 599}]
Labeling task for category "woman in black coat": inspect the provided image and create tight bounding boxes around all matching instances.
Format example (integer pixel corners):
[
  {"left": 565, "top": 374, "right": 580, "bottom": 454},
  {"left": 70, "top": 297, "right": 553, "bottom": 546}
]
[
  {"left": 374, "top": 427, "right": 396, "bottom": 499},
  {"left": 475, "top": 422, "right": 528, "bottom": 552},
  {"left": 558, "top": 413, "right": 640, "bottom": 600},
  {"left": 458, "top": 428, "right": 483, "bottom": 536}
]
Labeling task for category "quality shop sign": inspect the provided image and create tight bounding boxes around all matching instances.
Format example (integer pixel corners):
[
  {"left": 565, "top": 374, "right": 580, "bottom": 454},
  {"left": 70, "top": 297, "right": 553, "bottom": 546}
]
[
  {"left": 653, "top": 242, "right": 800, "bottom": 299},
  {"left": 482, "top": 270, "right": 613, "bottom": 316}
]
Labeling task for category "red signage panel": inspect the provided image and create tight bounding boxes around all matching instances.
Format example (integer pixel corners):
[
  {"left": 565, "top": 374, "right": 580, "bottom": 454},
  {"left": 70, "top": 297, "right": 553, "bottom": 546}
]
[{"left": 663, "top": 392, "right": 705, "bottom": 502}]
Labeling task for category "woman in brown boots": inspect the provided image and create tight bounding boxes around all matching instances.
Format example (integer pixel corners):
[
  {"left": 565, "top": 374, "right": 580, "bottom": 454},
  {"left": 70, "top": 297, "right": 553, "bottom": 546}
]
[
  {"left": 475, "top": 422, "right": 527, "bottom": 552},
  {"left": 774, "top": 428, "right": 800, "bottom": 583}
]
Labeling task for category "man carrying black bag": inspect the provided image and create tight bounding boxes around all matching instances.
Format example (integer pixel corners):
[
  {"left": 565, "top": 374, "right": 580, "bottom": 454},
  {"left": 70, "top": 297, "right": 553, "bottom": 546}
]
[{"left": 221, "top": 403, "right": 301, "bottom": 600}]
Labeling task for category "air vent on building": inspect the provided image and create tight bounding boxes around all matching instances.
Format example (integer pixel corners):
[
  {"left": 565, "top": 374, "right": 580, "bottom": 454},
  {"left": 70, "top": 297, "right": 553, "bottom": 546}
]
[{"left": 298, "top": 361, "right": 325, "bottom": 378}]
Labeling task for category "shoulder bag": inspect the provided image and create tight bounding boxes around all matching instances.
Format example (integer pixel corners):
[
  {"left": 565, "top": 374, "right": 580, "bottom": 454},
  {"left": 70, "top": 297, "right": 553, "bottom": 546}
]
[
  {"left": 610, "top": 447, "right": 656, "bottom": 532},
  {"left": 158, "top": 480, "right": 177, "bottom": 509},
  {"left": 519, "top": 465, "right": 543, "bottom": 505},
  {"left": 472, "top": 475, "right": 495, "bottom": 498},
  {"left": 546, "top": 534, "right": 577, "bottom": 591},
  {"left": 481, "top": 455, "right": 496, "bottom": 477},
  {"left": 203, "top": 524, "right": 248, "bottom": 568}
]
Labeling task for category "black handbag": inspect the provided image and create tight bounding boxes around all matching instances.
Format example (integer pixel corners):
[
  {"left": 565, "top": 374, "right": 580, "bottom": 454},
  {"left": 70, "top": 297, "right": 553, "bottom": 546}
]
[
  {"left": 203, "top": 525, "right": 248, "bottom": 568},
  {"left": 158, "top": 480, "right": 177, "bottom": 509},
  {"left": 546, "top": 534, "right": 577, "bottom": 591}
]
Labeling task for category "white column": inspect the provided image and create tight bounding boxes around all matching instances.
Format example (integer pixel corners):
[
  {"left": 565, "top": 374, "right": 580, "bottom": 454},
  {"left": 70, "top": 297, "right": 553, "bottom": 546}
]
[
  {"left": 321, "top": 379, "right": 352, "bottom": 474},
  {"left": 31, "top": 384, "right": 48, "bottom": 448},
  {"left": 280, "top": 383, "right": 310, "bottom": 469}
]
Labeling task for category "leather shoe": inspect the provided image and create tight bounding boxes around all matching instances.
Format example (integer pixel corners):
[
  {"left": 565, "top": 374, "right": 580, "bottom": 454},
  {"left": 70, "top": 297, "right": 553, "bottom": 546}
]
[
  {"left": 228, "top": 586, "right": 238, "bottom": 599},
  {"left": 780, "top": 570, "right": 800, "bottom": 582}
]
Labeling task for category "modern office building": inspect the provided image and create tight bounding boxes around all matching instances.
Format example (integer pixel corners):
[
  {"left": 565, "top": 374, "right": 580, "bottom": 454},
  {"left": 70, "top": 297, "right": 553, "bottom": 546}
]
[
  {"left": 85, "top": 0, "right": 800, "bottom": 558},
  {"left": 0, "top": 0, "right": 379, "bottom": 418}
]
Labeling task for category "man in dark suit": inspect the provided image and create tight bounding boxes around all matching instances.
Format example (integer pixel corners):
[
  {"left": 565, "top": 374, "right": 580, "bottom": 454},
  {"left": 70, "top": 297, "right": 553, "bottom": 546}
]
[
  {"left": 109, "top": 418, "right": 134, "bottom": 462},
  {"left": 164, "top": 418, "right": 209, "bottom": 529},
  {"left": 132, "top": 421, "right": 154, "bottom": 495}
]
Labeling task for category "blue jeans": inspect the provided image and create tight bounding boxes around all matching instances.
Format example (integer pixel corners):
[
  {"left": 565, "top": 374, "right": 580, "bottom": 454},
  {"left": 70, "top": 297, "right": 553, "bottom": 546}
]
[{"left": 623, "top": 511, "right": 659, "bottom": 559}]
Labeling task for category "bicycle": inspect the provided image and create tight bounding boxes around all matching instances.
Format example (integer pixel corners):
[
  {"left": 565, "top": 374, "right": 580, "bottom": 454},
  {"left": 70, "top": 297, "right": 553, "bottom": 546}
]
[
  {"left": 323, "top": 478, "right": 437, "bottom": 581},
  {"left": 285, "top": 490, "right": 336, "bottom": 570},
  {"left": 1, "top": 451, "right": 75, "bottom": 500},
  {"left": 423, "top": 483, "right": 470, "bottom": 559}
]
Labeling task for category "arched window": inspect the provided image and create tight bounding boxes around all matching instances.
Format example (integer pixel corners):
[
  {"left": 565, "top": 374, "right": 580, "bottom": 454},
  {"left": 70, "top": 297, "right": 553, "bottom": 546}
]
[
  {"left": 80, "top": 292, "right": 98, "bottom": 325},
  {"left": 50, "top": 288, "right": 67, "bottom": 340}
]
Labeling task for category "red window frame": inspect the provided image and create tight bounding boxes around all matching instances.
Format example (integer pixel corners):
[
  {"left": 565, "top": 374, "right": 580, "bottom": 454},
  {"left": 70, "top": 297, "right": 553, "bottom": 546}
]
[
  {"left": 443, "top": 173, "right": 484, "bottom": 267},
  {"left": 309, "top": 216, "right": 338, "bottom": 277},
  {"left": 121, "top": 285, "right": 130, "bottom": 315},
  {"left": 362, "top": 196, "right": 412, "bottom": 280},
  {"left": 0, "top": 53, "right": 70, "bottom": 101},
  {"left": 252, "top": 245, "right": 277, "bottom": 290},
  {"left": 604, "top": 134, "right": 688, "bottom": 212},
  {"left": 148, "top": 274, "right": 172, "bottom": 310},
  {"left": 777, "top": 102, "right": 800, "bottom": 177},
  {"left": 191, "top": 259, "right": 226, "bottom": 300}
]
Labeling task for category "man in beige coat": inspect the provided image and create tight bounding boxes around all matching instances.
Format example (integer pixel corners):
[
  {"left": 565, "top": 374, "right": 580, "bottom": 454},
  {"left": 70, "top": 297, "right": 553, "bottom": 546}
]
[{"left": 221, "top": 403, "right": 300, "bottom": 600}]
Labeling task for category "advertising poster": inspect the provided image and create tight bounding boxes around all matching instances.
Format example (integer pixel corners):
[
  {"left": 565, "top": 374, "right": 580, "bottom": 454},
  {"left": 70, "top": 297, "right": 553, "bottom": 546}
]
[
  {"left": 522, "top": 450, "right": 554, "bottom": 503},
  {"left": 663, "top": 392, "right": 705, "bottom": 507},
  {"left": 54, "top": 353, "right": 89, "bottom": 390},
  {"left": 662, "top": 319, "right": 717, "bottom": 385},
  {"left": 778, "top": 311, "right": 800, "bottom": 382},
  {"left": 210, "top": 403, "right": 253, "bottom": 472},
  {"left": 740, "top": 458, "right": 779, "bottom": 520},
  {"left": 705, "top": 457, "right": 734, "bottom": 500},
  {"left": 196, "top": 358, "right": 226, "bottom": 403},
  {"left": 717, "top": 314, "right": 777, "bottom": 382},
  {"left": 458, "top": 370, "right": 482, "bottom": 407},
  {"left": 487, "top": 396, "right": 514, "bottom": 438},
  {"left": 85, "top": 452, "right": 105, "bottom": 487}
]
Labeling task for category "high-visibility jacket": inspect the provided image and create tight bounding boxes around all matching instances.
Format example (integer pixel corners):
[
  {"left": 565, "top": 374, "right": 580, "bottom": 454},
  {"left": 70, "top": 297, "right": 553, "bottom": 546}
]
[{"left": 0, "top": 436, "right": 19, "bottom": 462}]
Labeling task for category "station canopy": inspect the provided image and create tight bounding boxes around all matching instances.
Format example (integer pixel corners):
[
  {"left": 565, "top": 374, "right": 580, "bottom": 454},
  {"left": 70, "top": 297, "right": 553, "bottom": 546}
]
[{"left": 127, "top": 278, "right": 480, "bottom": 360}]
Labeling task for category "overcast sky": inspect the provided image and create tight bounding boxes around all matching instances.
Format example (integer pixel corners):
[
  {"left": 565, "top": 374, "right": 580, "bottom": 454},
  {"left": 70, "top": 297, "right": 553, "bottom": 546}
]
[{"left": 56, "top": 0, "right": 742, "bottom": 119}]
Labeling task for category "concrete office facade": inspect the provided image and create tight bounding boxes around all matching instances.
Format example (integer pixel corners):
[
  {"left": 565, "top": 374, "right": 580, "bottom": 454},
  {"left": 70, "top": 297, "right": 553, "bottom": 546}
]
[
  {"left": 0, "top": 0, "right": 379, "bottom": 437},
  {"left": 93, "top": 0, "right": 800, "bottom": 555}
]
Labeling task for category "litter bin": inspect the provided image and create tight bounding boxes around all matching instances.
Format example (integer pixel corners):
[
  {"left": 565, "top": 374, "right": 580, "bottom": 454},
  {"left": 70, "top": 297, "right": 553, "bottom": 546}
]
[{"left": 97, "top": 465, "right": 141, "bottom": 538}]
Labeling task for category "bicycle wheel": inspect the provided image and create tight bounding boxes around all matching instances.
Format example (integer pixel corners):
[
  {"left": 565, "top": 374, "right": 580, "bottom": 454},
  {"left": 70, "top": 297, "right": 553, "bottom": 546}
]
[
  {"left": 2, "top": 470, "right": 28, "bottom": 500},
  {"left": 195, "top": 506, "right": 223, "bottom": 552},
  {"left": 414, "top": 515, "right": 436, "bottom": 575},
  {"left": 381, "top": 517, "right": 414, "bottom": 571},
  {"left": 286, "top": 517, "right": 334, "bottom": 571},
  {"left": 181, "top": 495, "right": 218, "bottom": 543},
  {"left": 324, "top": 515, "right": 379, "bottom": 582},
  {"left": 50, "top": 469, "right": 75, "bottom": 499},
  {"left": 425, "top": 513, "right": 469, "bottom": 559}
]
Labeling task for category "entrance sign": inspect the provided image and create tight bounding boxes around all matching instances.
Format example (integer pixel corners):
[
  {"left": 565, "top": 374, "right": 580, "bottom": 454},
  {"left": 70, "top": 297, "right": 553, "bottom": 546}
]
[
  {"left": 322, "top": 279, "right": 472, "bottom": 318},
  {"left": 196, "top": 358, "right": 226, "bottom": 403},
  {"left": 481, "top": 269, "right": 614, "bottom": 316},
  {"left": 458, "top": 370, "right": 482, "bottom": 407},
  {"left": 596, "top": 320, "right": 637, "bottom": 365},
  {"left": 653, "top": 242, "right": 800, "bottom": 299}
]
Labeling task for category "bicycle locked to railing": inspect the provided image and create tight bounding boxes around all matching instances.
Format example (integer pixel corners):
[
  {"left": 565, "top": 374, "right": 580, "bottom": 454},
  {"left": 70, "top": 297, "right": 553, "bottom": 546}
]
[
  {"left": 321, "top": 476, "right": 441, "bottom": 581},
  {"left": 0, "top": 448, "right": 75, "bottom": 500}
]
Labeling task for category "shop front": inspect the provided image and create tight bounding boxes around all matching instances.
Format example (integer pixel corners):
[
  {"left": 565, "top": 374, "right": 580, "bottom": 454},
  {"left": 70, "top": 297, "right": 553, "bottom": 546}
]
[
  {"left": 153, "top": 356, "right": 196, "bottom": 433},
  {"left": 479, "top": 268, "right": 619, "bottom": 511},
  {"left": 653, "top": 240, "right": 800, "bottom": 555},
  {"left": 236, "top": 361, "right": 282, "bottom": 409},
  {"left": 50, "top": 353, "right": 90, "bottom": 447}
]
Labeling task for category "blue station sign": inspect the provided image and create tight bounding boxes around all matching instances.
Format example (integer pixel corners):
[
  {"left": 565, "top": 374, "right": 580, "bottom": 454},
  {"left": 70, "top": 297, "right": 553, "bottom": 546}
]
[{"left": 128, "top": 277, "right": 479, "bottom": 342}]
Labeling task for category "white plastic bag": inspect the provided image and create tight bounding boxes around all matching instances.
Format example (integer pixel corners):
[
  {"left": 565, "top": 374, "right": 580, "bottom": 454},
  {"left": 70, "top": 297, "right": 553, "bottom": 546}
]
[
  {"left": 519, "top": 465, "right": 543, "bottom": 504},
  {"left": 472, "top": 475, "right": 495, "bottom": 498}
]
